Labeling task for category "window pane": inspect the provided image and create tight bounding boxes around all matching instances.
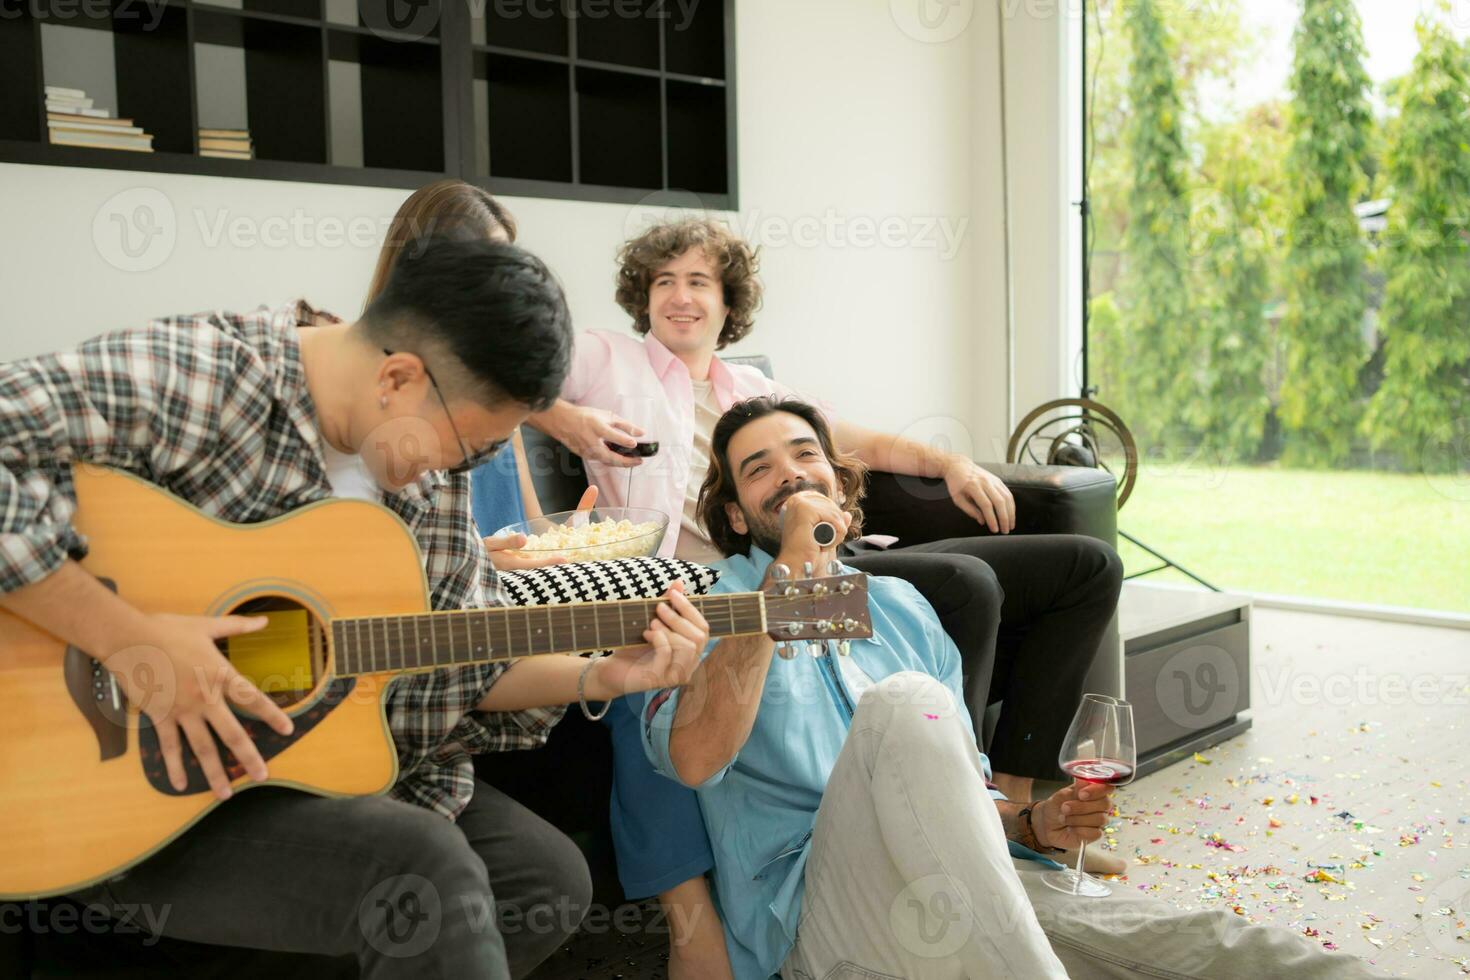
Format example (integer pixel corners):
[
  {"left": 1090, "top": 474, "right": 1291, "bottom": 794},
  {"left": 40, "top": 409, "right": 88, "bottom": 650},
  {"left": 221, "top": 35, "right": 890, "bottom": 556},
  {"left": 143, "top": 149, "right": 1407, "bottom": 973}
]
[{"left": 1085, "top": 0, "right": 1470, "bottom": 613}]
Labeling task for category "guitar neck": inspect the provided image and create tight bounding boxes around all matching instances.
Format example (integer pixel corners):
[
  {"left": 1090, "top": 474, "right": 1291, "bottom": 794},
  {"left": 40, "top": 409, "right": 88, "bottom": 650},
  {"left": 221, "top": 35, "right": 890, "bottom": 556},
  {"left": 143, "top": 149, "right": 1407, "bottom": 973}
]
[{"left": 331, "top": 592, "right": 767, "bottom": 676}]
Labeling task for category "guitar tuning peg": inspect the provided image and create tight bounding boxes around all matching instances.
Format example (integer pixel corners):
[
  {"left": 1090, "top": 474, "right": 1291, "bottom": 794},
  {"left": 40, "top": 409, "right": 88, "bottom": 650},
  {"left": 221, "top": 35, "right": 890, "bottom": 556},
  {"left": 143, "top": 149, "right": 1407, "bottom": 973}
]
[
  {"left": 802, "top": 561, "right": 815, "bottom": 579},
  {"left": 827, "top": 559, "right": 843, "bottom": 576},
  {"left": 838, "top": 640, "right": 852, "bottom": 656},
  {"left": 771, "top": 563, "right": 791, "bottom": 582},
  {"left": 777, "top": 643, "right": 797, "bottom": 660},
  {"left": 842, "top": 618, "right": 859, "bottom": 633},
  {"left": 807, "top": 641, "right": 824, "bottom": 657}
]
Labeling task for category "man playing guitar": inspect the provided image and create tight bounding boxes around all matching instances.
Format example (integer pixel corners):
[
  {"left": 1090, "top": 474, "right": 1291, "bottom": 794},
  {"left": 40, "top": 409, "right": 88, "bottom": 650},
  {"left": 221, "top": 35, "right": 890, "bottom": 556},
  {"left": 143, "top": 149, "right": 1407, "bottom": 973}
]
[{"left": 0, "top": 237, "right": 708, "bottom": 977}]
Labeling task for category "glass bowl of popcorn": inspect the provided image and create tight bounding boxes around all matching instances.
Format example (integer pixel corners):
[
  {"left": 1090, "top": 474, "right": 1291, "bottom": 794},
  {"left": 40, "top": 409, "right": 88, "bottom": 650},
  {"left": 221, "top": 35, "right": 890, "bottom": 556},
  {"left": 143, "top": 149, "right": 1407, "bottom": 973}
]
[{"left": 494, "top": 507, "right": 670, "bottom": 563}]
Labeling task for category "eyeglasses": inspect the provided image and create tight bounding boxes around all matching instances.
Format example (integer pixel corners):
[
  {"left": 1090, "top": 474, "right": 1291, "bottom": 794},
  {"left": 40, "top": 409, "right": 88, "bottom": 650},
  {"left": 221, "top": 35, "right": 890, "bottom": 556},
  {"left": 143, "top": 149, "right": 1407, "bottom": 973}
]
[{"left": 382, "top": 349, "right": 509, "bottom": 475}]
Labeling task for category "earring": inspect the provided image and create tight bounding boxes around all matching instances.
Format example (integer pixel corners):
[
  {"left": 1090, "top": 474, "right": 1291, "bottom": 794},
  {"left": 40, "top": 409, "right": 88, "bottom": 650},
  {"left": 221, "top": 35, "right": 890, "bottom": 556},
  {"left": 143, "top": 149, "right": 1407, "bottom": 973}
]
[{"left": 379, "top": 396, "right": 388, "bottom": 409}]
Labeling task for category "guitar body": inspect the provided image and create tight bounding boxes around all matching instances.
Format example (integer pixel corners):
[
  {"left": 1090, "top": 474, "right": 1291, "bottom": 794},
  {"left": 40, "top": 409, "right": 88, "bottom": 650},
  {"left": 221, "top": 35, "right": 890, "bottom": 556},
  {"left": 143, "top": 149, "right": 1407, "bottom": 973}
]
[{"left": 0, "top": 466, "right": 422, "bottom": 899}]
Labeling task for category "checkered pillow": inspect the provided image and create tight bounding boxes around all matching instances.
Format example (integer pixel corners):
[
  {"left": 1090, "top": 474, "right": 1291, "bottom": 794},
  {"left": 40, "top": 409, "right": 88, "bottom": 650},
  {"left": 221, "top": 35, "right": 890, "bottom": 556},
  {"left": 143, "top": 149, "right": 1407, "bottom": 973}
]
[{"left": 497, "top": 557, "right": 719, "bottom": 607}]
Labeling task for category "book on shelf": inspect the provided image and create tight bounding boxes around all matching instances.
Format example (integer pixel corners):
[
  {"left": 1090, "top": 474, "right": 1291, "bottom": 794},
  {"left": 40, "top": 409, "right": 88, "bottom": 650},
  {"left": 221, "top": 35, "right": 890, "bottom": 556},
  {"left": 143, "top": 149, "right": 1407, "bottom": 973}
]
[
  {"left": 42, "top": 85, "right": 114, "bottom": 119},
  {"left": 49, "top": 120, "right": 146, "bottom": 137},
  {"left": 197, "top": 126, "right": 253, "bottom": 158},
  {"left": 48, "top": 112, "right": 136, "bottom": 128},
  {"left": 43, "top": 87, "right": 155, "bottom": 152},
  {"left": 46, "top": 101, "right": 111, "bottom": 118},
  {"left": 49, "top": 131, "right": 155, "bottom": 152},
  {"left": 45, "top": 96, "right": 94, "bottom": 110}
]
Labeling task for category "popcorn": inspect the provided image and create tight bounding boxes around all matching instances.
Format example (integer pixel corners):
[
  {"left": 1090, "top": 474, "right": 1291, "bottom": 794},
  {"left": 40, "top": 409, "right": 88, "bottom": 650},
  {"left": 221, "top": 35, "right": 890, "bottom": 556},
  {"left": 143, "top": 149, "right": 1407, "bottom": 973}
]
[{"left": 519, "top": 517, "right": 663, "bottom": 561}]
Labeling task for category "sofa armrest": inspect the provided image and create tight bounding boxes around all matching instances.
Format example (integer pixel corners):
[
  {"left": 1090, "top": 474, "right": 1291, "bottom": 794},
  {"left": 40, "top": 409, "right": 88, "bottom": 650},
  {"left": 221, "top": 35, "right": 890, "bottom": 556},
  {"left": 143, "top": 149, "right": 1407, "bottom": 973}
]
[{"left": 858, "top": 464, "right": 1118, "bottom": 548}]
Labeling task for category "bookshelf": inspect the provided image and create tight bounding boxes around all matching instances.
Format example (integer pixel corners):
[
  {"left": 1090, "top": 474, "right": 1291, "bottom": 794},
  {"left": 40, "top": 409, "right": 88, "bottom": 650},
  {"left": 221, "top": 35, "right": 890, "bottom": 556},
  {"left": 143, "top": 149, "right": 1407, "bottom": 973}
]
[{"left": 0, "top": 0, "right": 737, "bottom": 207}]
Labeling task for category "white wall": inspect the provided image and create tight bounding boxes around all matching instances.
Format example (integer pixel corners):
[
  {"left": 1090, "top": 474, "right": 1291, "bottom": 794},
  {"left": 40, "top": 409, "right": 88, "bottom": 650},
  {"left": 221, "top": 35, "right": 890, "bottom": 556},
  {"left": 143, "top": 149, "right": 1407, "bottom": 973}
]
[
  {"left": 0, "top": 0, "right": 1072, "bottom": 455},
  {"left": 967, "top": 0, "right": 1076, "bottom": 459}
]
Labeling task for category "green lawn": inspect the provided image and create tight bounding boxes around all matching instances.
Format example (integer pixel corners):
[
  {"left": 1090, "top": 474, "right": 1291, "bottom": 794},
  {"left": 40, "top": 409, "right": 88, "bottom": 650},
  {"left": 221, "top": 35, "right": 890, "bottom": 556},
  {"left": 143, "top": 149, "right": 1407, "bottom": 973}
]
[{"left": 1114, "top": 463, "right": 1470, "bottom": 614}]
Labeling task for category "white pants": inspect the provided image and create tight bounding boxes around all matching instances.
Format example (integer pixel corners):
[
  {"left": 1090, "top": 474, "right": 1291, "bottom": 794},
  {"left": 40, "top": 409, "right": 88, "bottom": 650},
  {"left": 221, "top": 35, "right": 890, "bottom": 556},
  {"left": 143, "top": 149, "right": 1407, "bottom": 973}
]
[{"left": 781, "top": 672, "right": 1390, "bottom": 980}]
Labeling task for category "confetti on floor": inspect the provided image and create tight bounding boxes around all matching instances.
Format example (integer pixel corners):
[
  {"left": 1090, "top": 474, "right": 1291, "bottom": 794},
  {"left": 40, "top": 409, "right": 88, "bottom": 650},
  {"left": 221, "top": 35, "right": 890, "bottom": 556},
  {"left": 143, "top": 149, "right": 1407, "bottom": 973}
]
[{"left": 1112, "top": 608, "right": 1470, "bottom": 978}]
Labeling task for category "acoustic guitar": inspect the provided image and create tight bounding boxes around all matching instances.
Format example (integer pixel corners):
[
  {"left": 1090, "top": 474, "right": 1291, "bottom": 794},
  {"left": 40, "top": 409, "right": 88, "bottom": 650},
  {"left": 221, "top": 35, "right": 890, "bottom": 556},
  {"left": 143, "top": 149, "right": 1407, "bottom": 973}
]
[{"left": 0, "top": 465, "right": 871, "bottom": 899}]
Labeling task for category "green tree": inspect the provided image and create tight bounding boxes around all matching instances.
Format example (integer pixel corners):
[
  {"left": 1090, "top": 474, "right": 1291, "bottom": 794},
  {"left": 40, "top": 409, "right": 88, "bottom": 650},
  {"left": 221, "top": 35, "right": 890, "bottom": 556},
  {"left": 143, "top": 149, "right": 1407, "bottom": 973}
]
[
  {"left": 1117, "top": 0, "right": 1196, "bottom": 448},
  {"left": 1192, "top": 111, "right": 1283, "bottom": 461},
  {"left": 1087, "top": 292, "right": 1135, "bottom": 427},
  {"left": 1085, "top": 0, "right": 1256, "bottom": 300},
  {"left": 1278, "top": 0, "right": 1373, "bottom": 466},
  {"left": 1363, "top": 16, "right": 1470, "bottom": 471}
]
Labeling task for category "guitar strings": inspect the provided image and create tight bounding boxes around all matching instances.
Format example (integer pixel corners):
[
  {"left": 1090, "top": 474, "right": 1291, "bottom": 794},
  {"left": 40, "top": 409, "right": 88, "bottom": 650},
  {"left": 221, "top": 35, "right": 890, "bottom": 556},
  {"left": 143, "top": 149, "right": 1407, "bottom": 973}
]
[
  {"left": 229, "top": 598, "right": 860, "bottom": 647},
  {"left": 242, "top": 587, "right": 869, "bottom": 672}
]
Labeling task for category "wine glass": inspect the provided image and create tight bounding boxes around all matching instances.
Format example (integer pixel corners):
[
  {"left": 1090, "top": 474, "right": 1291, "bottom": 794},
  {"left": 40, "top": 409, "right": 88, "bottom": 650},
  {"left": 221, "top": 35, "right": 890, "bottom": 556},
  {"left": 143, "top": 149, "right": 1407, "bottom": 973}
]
[
  {"left": 1040, "top": 693, "right": 1136, "bottom": 898},
  {"left": 612, "top": 394, "right": 658, "bottom": 506}
]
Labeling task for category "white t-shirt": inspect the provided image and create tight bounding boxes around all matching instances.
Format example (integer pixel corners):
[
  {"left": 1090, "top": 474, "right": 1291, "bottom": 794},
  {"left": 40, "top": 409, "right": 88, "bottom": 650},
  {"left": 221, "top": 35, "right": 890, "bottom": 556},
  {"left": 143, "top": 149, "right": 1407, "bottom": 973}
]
[
  {"left": 321, "top": 442, "right": 379, "bottom": 502},
  {"left": 674, "top": 378, "right": 729, "bottom": 565}
]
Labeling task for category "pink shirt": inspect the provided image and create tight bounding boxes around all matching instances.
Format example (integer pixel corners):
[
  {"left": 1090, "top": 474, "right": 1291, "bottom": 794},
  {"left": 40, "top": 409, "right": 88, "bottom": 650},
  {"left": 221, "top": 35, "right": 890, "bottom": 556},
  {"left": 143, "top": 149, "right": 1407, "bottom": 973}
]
[{"left": 560, "top": 330, "right": 826, "bottom": 558}]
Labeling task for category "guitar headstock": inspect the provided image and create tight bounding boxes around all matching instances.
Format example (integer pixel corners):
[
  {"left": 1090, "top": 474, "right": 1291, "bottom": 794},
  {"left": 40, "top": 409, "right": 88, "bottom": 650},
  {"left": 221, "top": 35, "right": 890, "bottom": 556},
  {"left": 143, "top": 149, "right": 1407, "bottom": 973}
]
[{"left": 762, "top": 563, "right": 871, "bottom": 657}]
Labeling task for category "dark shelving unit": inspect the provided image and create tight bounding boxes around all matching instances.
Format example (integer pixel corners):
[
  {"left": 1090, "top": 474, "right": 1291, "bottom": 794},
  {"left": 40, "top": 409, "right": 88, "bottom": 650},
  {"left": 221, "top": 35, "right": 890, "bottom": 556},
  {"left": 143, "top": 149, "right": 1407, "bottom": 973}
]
[
  {"left": 193, "top": 7, "right": 328, "bottom": 163},
  {"left": 481, "top": 51, "right": 572, "bottom": 183},
  {"left": 115, "top": 1, "right": 194, "bottom": 154},
  {"left": 0, "top": 0, "right": 736, "bottom": 206},
  {"left": 0, "top": 10, "right": 44, "bottom": 144},
  {"left": 478, "top": 0, "right": 567, "bottom": 56},
  {"left": 664, "top": 0, "right": 724, "bottom": 80},
  {"left": 666, "top": 78, "right": 727, "bottom": 194},
  {"left": 576, "top": 67, "right": 660, "bottom": 189},
  {"left": 574, "top": 0, "right": 658, "bottom": 71},
  {"left": 242, "top": 0, "right": 320, "bottom": 19},
  {"left": 334, "top": 30, "right": 444, "bottom": 172}
]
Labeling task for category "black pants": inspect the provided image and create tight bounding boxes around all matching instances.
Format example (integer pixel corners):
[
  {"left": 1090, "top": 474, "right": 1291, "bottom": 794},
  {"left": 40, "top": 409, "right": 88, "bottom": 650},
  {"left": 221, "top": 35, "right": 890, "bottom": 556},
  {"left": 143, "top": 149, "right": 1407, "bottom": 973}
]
[
  {"left": 67, "top": 779, "right": 591, "bottom": 979},
  {"left": 845, "top": 534, "right": 1123, "bottom": 779}
]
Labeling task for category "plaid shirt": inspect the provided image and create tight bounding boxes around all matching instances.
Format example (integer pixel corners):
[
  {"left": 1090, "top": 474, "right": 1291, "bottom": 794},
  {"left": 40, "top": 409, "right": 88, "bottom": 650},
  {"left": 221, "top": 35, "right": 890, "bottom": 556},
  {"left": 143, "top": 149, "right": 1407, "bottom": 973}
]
[{"left": 0, "top": 301, "right": 563, "bottom": 820}]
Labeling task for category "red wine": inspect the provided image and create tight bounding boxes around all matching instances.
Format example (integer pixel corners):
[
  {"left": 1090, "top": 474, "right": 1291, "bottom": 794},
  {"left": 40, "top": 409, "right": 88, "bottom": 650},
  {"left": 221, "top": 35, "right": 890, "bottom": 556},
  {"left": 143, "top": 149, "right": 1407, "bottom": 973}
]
[{"left": 1061, "top": 758, "right": 1133, "bottom": 785}]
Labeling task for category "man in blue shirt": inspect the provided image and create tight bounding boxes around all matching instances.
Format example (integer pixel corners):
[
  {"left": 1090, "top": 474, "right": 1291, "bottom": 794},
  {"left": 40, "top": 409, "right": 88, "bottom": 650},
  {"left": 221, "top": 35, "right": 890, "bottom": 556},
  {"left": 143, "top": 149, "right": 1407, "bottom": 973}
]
[{"left": 644, "top": 395, "right": 1388, "bottom": 980}]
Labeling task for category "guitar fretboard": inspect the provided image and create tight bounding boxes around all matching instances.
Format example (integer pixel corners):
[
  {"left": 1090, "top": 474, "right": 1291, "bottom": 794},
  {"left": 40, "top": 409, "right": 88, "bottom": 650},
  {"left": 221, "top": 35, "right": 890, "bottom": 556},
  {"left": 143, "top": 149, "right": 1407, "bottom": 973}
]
[{"left": 331, "top": 593, "right": 767, "bottom": 676}]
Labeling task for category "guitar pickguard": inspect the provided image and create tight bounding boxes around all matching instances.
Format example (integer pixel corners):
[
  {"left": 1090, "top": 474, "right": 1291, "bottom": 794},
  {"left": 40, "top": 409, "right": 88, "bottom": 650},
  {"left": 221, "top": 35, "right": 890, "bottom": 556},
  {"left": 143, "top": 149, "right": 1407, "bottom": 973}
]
[{"left": 136, "top": 677, "right": 358, "bottom": 796}]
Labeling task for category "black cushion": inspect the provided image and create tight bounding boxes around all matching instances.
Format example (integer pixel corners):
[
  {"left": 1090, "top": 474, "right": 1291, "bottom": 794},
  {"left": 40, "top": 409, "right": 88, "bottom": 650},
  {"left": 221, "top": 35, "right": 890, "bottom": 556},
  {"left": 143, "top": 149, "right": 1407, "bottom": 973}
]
[{"left": 860, "top": 466, "right": 1118, "bottom": 547}]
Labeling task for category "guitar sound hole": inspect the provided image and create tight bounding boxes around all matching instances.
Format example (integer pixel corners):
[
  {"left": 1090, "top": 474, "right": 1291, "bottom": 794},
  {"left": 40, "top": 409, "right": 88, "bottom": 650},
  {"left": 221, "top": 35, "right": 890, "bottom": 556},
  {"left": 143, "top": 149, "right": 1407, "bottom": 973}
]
[{"left": 217, "top": 596, "right": 328, "bottom": 709}]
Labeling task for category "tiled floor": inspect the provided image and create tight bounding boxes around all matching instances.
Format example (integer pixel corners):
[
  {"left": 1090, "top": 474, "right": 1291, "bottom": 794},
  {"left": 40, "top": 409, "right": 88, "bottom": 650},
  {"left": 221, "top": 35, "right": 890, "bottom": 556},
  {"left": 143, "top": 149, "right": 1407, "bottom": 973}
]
[
  {"left": 1111, "top": 607, "right": 1470, "bottom": 978},
  {"left": 534, "top": 908, "right": 671, "bottom": 980},
  {"left": 28, "top": 608, "right": 1462, "bottom": 979},
  {"left": 539, "top": 607, "right": 1470, "bottom": 979}
]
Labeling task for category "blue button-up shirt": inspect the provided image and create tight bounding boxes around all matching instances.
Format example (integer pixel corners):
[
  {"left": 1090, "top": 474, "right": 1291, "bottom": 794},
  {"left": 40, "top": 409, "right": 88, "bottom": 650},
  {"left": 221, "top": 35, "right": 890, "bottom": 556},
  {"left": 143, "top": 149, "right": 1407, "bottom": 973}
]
[{"left": 643, "top": 546, "right": 1010, "bottom": 979}]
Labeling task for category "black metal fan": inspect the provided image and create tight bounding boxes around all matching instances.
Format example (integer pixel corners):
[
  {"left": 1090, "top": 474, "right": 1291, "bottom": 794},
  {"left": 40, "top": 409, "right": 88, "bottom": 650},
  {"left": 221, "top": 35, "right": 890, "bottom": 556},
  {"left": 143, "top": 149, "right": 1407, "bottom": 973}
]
[
  {"left": 1005, "top": 398, "right": 1217, "bottom": 589},
  {"left": 1005, "top": 398, "right": 1138, "bottom": 509}
]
